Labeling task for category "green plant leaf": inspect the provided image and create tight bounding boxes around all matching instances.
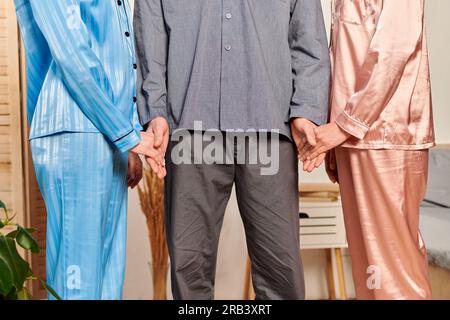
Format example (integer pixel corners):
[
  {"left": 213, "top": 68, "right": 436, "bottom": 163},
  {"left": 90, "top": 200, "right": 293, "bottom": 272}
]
[
  {"left": 39, "top": 279, "right": 62, "bottom": 300},
  {"left": 0, "top": 258, "right": 14, "bottom": 295},
  {"left": 0, "top": 201, "right": 5, "bottom": 229},
  {"left": 0, "top": 235, "right": 30, "bottom": 295},
  {"left": 6, "top": 230, "right": 19, "bottom": 239},
  {"left": 16, "top": 226, "right": 40, "bottom": 254},
  {"left": 8, "top": 228, "right": 37, "bottom": 239},
  {"left": 3, "top": 288, "right": 18, "bottom": 300},
  {"left": 0, "top": 200, "right": 6, "bottom": 212},
  {"left": 16, "top": 286, "right": 32, "bottom": 300}
]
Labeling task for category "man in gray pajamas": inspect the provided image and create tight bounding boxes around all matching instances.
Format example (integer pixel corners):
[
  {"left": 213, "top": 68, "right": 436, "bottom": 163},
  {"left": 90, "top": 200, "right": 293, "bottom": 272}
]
[{"left": 134, "top": 0, "right": 330, "bottom": 300}]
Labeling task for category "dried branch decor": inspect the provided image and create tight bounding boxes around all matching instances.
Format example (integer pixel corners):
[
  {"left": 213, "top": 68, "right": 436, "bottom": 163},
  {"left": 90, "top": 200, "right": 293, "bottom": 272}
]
[{"left": 137, "top": 166, "right": 169, "bottom": 300}]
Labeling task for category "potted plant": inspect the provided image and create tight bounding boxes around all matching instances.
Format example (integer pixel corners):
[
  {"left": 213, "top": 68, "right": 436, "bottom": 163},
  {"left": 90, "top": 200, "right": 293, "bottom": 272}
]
[{"left": 0, "top": 200, "right": 60, "bottom": 300}]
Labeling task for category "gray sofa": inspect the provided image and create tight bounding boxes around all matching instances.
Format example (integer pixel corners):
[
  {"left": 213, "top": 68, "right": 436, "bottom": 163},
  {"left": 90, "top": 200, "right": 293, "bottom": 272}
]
[{"left": 420, "top": 148, "right": 450, "bottom": 271}]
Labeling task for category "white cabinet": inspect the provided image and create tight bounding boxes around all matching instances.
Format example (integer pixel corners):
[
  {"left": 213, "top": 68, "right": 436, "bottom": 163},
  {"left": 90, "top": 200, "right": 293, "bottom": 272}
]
[
  {"left": 300, "top": 200, "right": 347, "bottom": 249},
  {"left": 298, "top": 182, "right": 349, "bottom": 300}
]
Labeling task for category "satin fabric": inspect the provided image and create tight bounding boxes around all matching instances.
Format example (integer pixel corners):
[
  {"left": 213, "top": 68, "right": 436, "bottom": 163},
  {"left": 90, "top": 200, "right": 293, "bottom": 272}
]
[
  {"left": 14, "top": 0, "right": 141, "bottom": 152},
  {"left": 31, "top": 133, "right": 129, "bottom": 300},
  {"left": 335, "top": 147, "right": 431, "bottom": 300},
  {"left": 330, "top": 0, "right": 435, "bottom": 149}
]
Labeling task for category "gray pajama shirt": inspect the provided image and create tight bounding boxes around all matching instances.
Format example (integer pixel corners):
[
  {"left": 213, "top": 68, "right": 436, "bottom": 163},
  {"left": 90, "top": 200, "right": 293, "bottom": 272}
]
[{"left": 134, "top": 0, "right": 330, "bottom": 300}]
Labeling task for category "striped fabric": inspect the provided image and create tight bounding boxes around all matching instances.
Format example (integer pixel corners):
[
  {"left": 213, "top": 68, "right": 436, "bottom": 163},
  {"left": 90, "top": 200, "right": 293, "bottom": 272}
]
[
  {"left": 31, "top": 132, "right": 129, "bottom": 300},
  {"left": 15, "top": 0, "right": 142, "bottom": 152}
]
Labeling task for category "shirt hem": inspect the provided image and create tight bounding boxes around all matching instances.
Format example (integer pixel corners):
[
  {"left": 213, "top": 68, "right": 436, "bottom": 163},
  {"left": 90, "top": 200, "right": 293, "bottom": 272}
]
[
  {"left": 29, "top": 129, "right": 102, "bottom": 140},
  {"left": 168, "top": 125, "right": 293, "bottom": 142},
  {"left": 340, "top": 141, "right": 436, "bottom": 150}
]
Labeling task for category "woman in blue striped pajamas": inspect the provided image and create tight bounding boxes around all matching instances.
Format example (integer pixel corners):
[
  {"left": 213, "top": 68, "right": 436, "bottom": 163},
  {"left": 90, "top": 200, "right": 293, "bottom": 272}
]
[{"left": 15, "top": 0, "right": 161, "bottom": 299}]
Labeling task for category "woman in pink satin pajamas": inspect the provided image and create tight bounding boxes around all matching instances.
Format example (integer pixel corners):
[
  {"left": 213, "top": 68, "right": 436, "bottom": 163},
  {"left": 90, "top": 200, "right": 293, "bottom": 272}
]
[{"left": 301, "top": 0, "right": 435, "bottom": 299}]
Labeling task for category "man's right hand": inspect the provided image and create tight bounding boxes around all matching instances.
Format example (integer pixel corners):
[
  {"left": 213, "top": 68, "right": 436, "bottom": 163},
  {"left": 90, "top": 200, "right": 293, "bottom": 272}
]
[
  {"left": 146, "top": 117, "right": 170, "bottom": 179},
  {"left": 131, "top": 117, "right": 169, "bottom": 179},
  {"left": 291, "top": 118, "right": 325, "bottom": 172}
]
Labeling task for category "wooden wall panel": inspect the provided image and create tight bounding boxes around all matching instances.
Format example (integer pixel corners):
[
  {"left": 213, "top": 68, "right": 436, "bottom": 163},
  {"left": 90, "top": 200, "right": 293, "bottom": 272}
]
[
  {"left": 1, "top": 0, "right": 47, "bottom": 298},
  {"left": 0, "top": 0, "right": 25, "bottom": 223}
]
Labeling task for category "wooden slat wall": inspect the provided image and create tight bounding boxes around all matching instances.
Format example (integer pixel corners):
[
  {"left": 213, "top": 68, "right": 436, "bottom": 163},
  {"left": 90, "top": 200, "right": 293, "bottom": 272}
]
[
  {"left": 1, "top": 0, "right": 47, "bottom": 298},
  {"left": 0, "top": 0, "right": 25, "bottom": 224},
  {"left": 19, "top": 37, "right": 48, "bottom": 298}
]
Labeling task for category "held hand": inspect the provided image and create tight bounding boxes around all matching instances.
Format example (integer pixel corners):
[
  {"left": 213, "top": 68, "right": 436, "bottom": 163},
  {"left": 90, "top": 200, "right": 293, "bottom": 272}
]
[
  {"left": 301, "top": 153, "right": 326, "bottom": 173},
  {"left": 131, "top": 131, "right": 161, "bottom": 159},
  {"left": 128, "top": 152, "right": 143, "bottom": 188},
  {"left": 325, "top": 150, "right": 339, "bottom": 184},
  {"left": 145, "top": 117, "right": 170, "bottom": 179},
  {"left": 291, "top": 118, "right": 317, "bottom": 158},
  {"left": 291, "top": 118, "right": 325, "bottom": 172},
  {"left": 302, "top": 122, "right": 351, "bottom": 162}
]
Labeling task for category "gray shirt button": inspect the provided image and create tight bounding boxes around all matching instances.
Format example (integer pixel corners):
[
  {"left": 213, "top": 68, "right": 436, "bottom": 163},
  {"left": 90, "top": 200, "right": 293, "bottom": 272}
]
[
  {"left": 225, "top": 45, "right": 232, "bottom": 51},
  {"left": 225, "top": 13, "right": 232, "bottom": 20}
]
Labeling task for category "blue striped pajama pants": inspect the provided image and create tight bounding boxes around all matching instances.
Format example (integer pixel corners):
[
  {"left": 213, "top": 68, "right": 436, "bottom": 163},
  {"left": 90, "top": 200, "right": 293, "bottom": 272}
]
[{"left": 30, "top": 132, "right": 129, "bottom": 300}]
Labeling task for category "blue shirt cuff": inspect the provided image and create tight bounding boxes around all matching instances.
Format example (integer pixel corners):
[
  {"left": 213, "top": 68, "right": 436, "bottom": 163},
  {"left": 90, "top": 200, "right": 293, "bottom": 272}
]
[{"left": 114, "top": 130, "right": 141, "bottom": 153}]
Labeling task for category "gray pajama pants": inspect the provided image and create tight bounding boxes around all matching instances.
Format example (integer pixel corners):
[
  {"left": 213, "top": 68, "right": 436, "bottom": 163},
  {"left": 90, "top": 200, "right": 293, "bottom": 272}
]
[{"left": 164, "top": 132, "right": 304, "bottom": 300}]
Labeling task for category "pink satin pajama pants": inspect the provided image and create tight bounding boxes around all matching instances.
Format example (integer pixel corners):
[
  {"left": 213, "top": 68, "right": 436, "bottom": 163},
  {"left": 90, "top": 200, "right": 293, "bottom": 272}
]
[{"left": 335, "top": 147, "right": 432, "bottom": 300}]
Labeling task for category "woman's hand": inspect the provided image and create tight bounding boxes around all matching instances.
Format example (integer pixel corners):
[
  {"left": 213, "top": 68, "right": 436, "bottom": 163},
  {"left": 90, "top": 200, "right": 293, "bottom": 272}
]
[
  {"left": 301, "top": 122, "right": 351, "bottom": 162},
  {"left": 131, "top": 131, "right": 164, "bottom": 164},
  {"left": 300, "top": 153, "right": 326, "bottom": 173},
  {"left": 128, "top": 152, "right": 143, "bottom": 189}
]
